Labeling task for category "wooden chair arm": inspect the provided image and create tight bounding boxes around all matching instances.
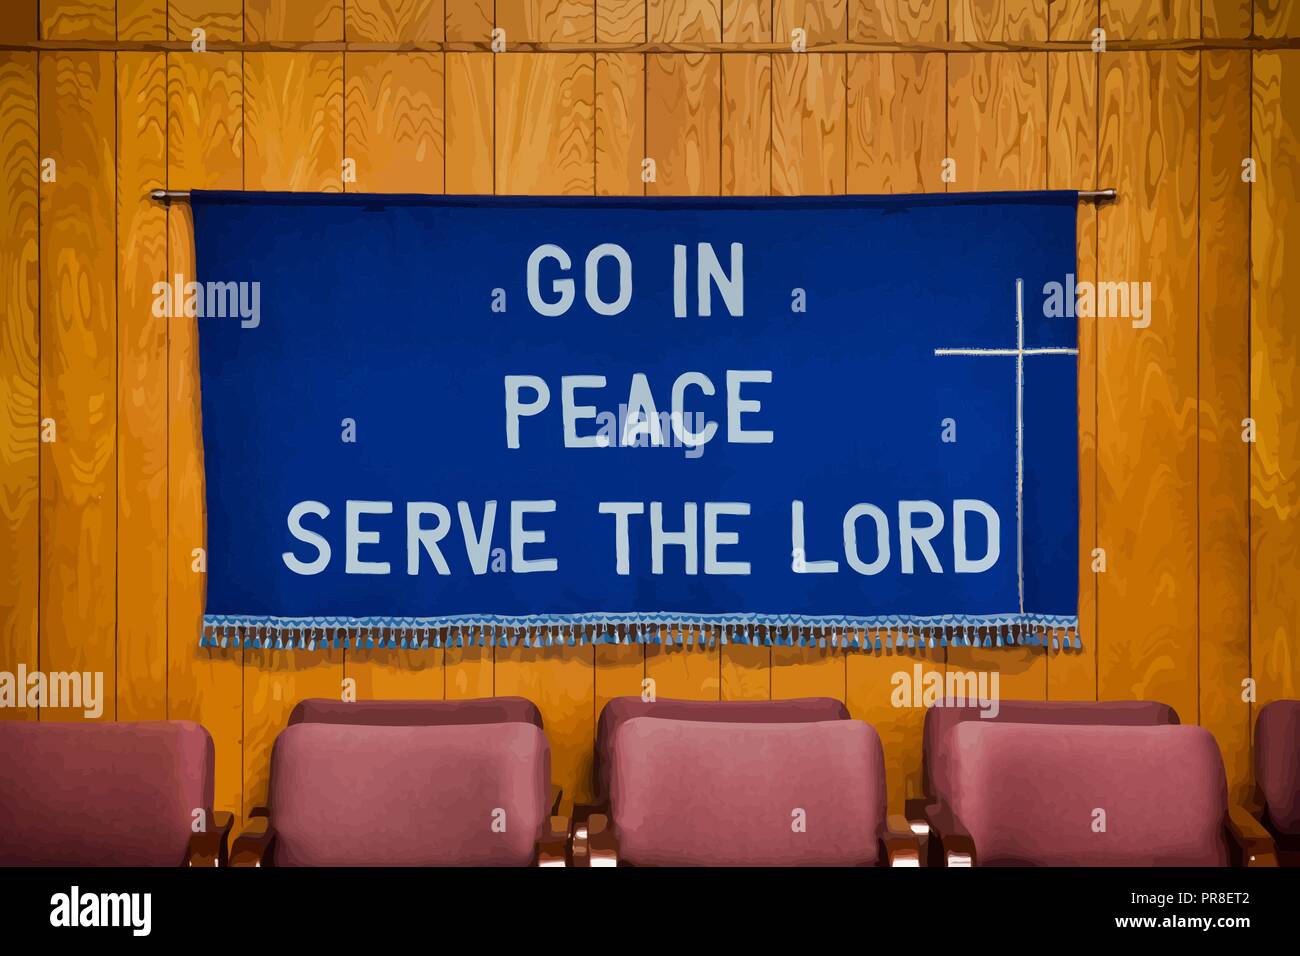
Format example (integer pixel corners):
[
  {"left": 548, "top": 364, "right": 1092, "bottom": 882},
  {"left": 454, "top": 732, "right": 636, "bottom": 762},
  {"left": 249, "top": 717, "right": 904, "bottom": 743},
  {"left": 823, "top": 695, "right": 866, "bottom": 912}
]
[
  {"left": 903, "top": 798, "right": 932, "bottom": 835},
  {"left": 568, "top": 801, "right": 608, "bottom": 864},
  {"left": 187, "top": 810, "right": 234, "bottom": 867},
  {"left": 925, "top": 802, "right": 977, "bottom": 867},
  {"left": 550, "top": 784, "right": 563, "bottom": 816},
  {"left": 536, "top": 815, "right": 570, "bottom": 867},
  {"left": 249, "top": 805, "right": 269, "bottom": 818},
  {"left": 1227, "top": 805, "right": 1278, "bottom": 867},
  {"left": 230, "top": 816, "right": 276, "bottom": 867},
  {"left": 881, "top": 814, "right": 921, "bottom": 867},
  {"left": 582, "top": 813, "right": 619, "bottom": 867}
]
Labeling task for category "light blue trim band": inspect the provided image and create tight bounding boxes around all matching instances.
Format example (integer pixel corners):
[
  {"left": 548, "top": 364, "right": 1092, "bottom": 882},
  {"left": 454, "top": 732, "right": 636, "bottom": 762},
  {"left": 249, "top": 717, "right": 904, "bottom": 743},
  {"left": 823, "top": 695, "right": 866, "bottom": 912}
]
[{"left": 199, "top": 612, "right": 1081, "bottom": 652}]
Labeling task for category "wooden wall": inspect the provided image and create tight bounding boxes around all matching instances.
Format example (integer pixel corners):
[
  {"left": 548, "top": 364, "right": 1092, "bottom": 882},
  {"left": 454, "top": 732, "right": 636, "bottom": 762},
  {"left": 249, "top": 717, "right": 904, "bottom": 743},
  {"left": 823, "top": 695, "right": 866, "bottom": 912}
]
[{"left": 1, "top": 1, "right": 1297, "bottom": 827}]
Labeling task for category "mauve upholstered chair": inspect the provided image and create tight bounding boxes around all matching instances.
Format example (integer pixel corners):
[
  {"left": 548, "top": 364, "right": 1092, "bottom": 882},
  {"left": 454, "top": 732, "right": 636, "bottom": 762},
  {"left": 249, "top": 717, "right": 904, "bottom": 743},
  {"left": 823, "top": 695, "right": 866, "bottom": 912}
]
[
  {"left": 908, "top": 698, "right": 1180, "bottom": 856},
  {"left": 580, "top": 717, "right": 917, "bottom": 867},
  {"left": 1254, "top": 699, "right": 1300, "bottom": 864},
  {"left": 572, "top": 695, "right": 850, "bottom": 856},
  {"left": 925, "top": 723, "right": 1275, "bottom": 867},
  {"left": 275, "top": 696, "right": 559, "bottom": 817},
  {"left": 0, "top": 721, "right": 231, "bottom": 866},
  {"left": 229, "top": 722, "right": 568, "bottom": 866}
]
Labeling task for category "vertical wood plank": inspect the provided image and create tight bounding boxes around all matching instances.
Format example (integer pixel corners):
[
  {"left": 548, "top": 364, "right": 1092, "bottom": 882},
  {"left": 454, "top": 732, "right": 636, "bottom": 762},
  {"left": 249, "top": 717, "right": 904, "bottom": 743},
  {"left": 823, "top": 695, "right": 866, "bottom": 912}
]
[
  {"left": 245, "top": 0, "right": 345, "bottom": 41},
  {"left": 40, "top": 0, "right": 113, "bottom": 39},
  {"left": 347, "top": 0, "right": 445, "bottom": 40},
  {"left": 850, "top": 0, "right": 946, "bottom": 42},
  {"left": 446, "top": 637, "right": 494, "bottom": 698},
  {"left": 647, "top": 0, "right": 722, "bottom": 42},
  {"left": 1251, "top": 51, "right": 1300, "bottom": 710},
  {"left": 646, "top": 53, "right": 721, "bottom": 196},
  {"left": 772, "top": 53, "right": 846, "bottom": 196},
  {"left": 645, "top": 633, "right": 721, "bottom": 699},
  {"left": 169, "top": 0, "right": 243, "bottom": 41},
  {"left": 772, "top": 645, "right": 843, "bottom": 701},
  {"left": 498, "top": 1, "right": 596, "bottom": 42},
  {"left": 1096, "top": 51, "right": 1199, "bottom": 720},
  {"left": 445, "top": 0, "right": 492, "bottom": 40},
  {"left": 116, "top": 51, "right": 168, "bottom": 722},
  {"left": 445, "top": 52, "right": 494, "bottom": 194},
  {"left": 244, "top": 53, "right": 344, "bottom": 193},
  {"left": 0, "top": 1, "right": 38, "bottom": 43},
  {"left": 1202, "top": 0, "right": 1251, "bottom": 38},
  {"left": 774, "top": 0, "right": 847, "bottom": 43},
  {"left": 1256, "top": 0, "right": 1300, "bottom": 38},
  {"left": 1199, "top": 50, "right": 1251, "bottom": 803},
  {"left": 721, "top": 643, "right": 770, "bottom": 699},
  {"left": 0, "top": 52, "right": 39, "bottom": 719},
  {"left": 723, "top": 0, "right": 770, "bottom": 41},
  {"left": 1102, "top": 0, "right": 1198, "bottom": 41},
  {"left": 496, "top": 52, "right": 595, "bottom": 195},
  {"left": 847, "top": 52, "right": 944, "bottom": 193},
  {"left": 1046, "top": 49, "right": 1098, "bottom": 700},
  {"left": 39, "top": 52, "right": 117, "bottom": 722},
  {"left": 1049, "top": 0, "right": 1097, "bottom": 40},
  {"left": 721, "top": 54, "right": 770, "bottom": 195},
  {"left": 946, "top": 52, "right": 1048, "bottom": 193},
  {"left": 119, "top": 1, "right": 166, "bottom": 40},
  {"left": 345, "top": 52, "right": 444, "bottom": 193},
  {"left": 165, "top": 50, "right": 244, "bottom": 819},
  {"left": 596, "top": 52, "right": 645, "bottom": 196},
  {"left": 952, "top": 0, "right": 1049, "bottom": 41}
]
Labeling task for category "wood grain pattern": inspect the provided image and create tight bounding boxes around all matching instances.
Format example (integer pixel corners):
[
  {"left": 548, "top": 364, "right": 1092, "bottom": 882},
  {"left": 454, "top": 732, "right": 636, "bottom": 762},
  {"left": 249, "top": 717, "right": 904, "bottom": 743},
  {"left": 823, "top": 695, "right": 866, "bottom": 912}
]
[
  {"left": 645, "top": 634, "right": 721, "bottom": 699},
  {"left": 646, "top": 53, "right": 721, "bottom": 195},
  {"left": 445, "top": 0, "right": 492, "bottom": 41},
  {"left": 1256, "top": 0, "right": 1300, "bottom": 38},
  {"left": 774, "top": 0, "right": 847, "bottom": 44},
  {"left": 244, "top": 53, "right": 344, "bottom": 192},
  {"left": 1097, "top": 51, "right": 1199, "bottom": 721},
  {"left": 165, "top": 51, "right": 244, "bottom": 820},
  {"left": 445, "top": 52, "right": 493, "bottom": 193},
  {"left": 1251, "top": 51, "right": 1300, "bottom": 709},
  {"left": 1048, "top": 0, "right": 1096, "bottom": 40},
  {"left": 345, "top": 52, "right": 444, "bottom": 193},
  {"left": 1102, "top": 0, "right": 1198, "bottom": 42},
  {"left": 851, "top": 0, "right": 946, "bottom": 43},
  {"left": 721, "top": 53, "right": 770, "bottom": 194},
  {"left": 40, "top": 0, "right": 113, "bottom": 39},
  {"left": 599, "top": 1, "right": 646, "bottom": 42},
  {"left": 952, "top": 0, "right": 1048, "bottom": 42},
  {"left": 723, "top": 0, "right": 770, "bottom": 41},
  {"left": 648, "top": 0, "right": 722, "bottom": 42},
  {"left": 0, "top": 1, "right": 38, "bottom": 43},
  {"left": 1046, "top": 49, "right": 1098, "bottom": 701},
  {"left": 496, "top": 52, "right": 595, "bottom": 194},
  {"left": 169, "top": 0, "right": 243, "bottom": 42},
  {"left": 0, "top": 53, "right": 38, "bottom": 721},
  {"left": 246, "top": 1, "right": 345, "bottom": 41},
  {"left": 771, "top": 53, "right": 845, "bottom": 195},
  {"left": 347, "top": 0, "right": 444, "bottom": 41},
  {"left": 498, "top": 1, "right": 596, "bottom": 42},
  {"left": 116, "top": 52, "right": 168, "bottom": 722},
  {"left": 1202, "top": 0, "right": 1251, "bottom": 39},
  {"left": 39, "top": 52, "right": 117, "bottom": 722},
  {"left": 946, "top": 52, "right": 1047, "bottom": 193},
  {"left": 118, "top": 1, "right": 166, "bottom": 40},
  {"left": 595, "top": 52, "right": 645, "bottom": 195},
  {"left": 1198, "top": 50, "right": 1251, "bottom": 802},
  {"left": 847, "top": 52, "right": 943, "bottom": 193}
]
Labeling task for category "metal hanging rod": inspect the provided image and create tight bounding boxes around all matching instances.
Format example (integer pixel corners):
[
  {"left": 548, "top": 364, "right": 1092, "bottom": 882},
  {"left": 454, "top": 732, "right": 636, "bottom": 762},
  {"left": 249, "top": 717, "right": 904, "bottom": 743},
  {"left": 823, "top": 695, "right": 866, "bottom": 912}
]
[{"left": 150, "top": 188, "right": 1117, "bottom": 204}]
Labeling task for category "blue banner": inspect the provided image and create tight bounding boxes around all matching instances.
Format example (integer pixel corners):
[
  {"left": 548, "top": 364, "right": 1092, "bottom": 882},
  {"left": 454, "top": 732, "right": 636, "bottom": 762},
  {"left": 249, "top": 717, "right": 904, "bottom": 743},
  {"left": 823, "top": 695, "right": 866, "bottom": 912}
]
[{"left": 189, "top": 191, "right": 1079, "bottom": 651}]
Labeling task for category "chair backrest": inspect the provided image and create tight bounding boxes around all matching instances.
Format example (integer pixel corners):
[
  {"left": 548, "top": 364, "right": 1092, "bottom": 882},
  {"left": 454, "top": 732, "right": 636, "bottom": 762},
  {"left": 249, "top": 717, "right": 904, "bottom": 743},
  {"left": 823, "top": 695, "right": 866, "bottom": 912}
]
[
  {"left": 1256, "top": 699, "right": 1300, "bottom": 836},
  {"left": 944, "top": 722, "right": 1229, "bottom": 866},
  {"left": 595, "top": 696, "right": 849, "bottom": 802},
  {"left": 0, "top": 720, "right": 214, "bottom": 866},
  {"left": 268, "top": 722, "right": 550, "bottom": 866},
  {"left": 288, "top": 696, "right": 542, "bottom": 728},
  {"left": 609, "top": 718, "right": 885, "bottom": 866},
  {"left": 923, "top": 698, "right": 1179, "bottom": 805}
]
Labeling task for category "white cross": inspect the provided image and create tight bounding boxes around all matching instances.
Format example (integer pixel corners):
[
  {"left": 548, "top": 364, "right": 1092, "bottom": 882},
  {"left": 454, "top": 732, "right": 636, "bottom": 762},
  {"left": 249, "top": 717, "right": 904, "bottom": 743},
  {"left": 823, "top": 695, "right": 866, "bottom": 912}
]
[{"left": 933, "top": 279, "right": 1079, "bottom": 615}]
